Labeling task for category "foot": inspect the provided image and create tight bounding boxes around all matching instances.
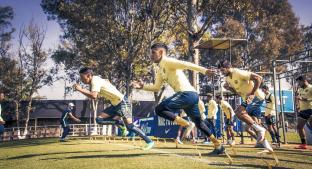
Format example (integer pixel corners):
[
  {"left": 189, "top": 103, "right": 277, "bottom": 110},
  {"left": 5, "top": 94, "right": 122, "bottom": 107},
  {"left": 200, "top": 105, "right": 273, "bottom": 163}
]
[
  {"left": 142, "top": 141, "right": 154, "bottom": 150},
  {"left": 295, "top": 144, "right": 308, "bottom": 150},
  {"left": 176, "top": 138, "right": 183, "bottom": 144},
  {"left": 262, "top": 139, "right": 274, "bottom": 153},
  {"left": 203, "top": 141, "right": 212, "bottom": 145},
  {"left": 59, "top": 139, "right": 68, "bottom": 142},
  {"left": 183, "top": 122, "right": 195, "bottom": 138},
  {"left": 120, "top": 126, "right": 129, "bottom": 137},
  {"left": 229, "top": 140, "right": 236, "bottom": 146},
  {"left": 211, "top": 145, "right": 225, "bottom": 155}
]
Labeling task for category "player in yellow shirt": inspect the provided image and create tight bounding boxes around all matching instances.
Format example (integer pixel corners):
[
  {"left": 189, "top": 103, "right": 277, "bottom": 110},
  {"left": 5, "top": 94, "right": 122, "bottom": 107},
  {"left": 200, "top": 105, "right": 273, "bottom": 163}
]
[
  {"left": 295, "top": 75, "right": 312, "bottom": 149},
  {"left": 132, "top": 43, "right": 225, "bottom": 154},
  {"left": 73, "top": 67, "right": 154, "bottom": 150},
  {"left": 218, "top": 60, "right": 273, "bottom": 152},
  {"left": 261, "top": 85, "right": 280, "bottom": 144},
  {"left": 0, "top": 92, "right": 5, "bottom": 138},
  {"left": 203, "top": 93, "right": 218, "bottom": 144},
  {"left": 216, "top": 95, "right": 235, "bottom": 145}
]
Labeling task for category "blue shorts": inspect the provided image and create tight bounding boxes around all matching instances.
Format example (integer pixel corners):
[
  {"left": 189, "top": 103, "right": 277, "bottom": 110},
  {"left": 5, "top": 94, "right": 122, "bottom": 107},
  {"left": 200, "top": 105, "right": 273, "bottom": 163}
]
[
  {"left": 298, "top": 109, "right": 312, "bottom": 120},
  {"left": 104, "top": 97, "right": 132, "bottom": 118},
  {"left": 265, "top": 115, "right": 276, "bottom": 125},
  {"left": 241, "top": 97, "right": 264, "bottom": 118},
  {"left": 158, "top": 91, "right": 201, "bottom": 119}
]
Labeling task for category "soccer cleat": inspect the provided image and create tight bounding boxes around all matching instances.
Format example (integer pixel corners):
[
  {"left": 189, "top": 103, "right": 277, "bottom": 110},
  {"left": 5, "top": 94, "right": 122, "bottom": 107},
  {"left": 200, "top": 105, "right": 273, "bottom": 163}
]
[
  {"left": 59, "top": 139, "right": 68, "bottom": 142},
  {"left": 176, "top": 138, "right": 183, "bottom": 144},
  {"left": 295, "top": 144, "right": 308, "bottom": 149},
  {"left": 211, "top": 145, "right": 226, "bottom": 155},
  {"left": 120, "top": 126, "right": 129, "bottom": 137},
  {"left": 255, "top": 142, "right": 265, "bottom": 148},
  {"left": 203, "top": 141, "right": 212, "bottom": 145},
  {"left": 262, "top": 139, "right": 274, "bottom": 153},
  {"left": 142, "top": 141, "right": 154, "bottom": 150}
]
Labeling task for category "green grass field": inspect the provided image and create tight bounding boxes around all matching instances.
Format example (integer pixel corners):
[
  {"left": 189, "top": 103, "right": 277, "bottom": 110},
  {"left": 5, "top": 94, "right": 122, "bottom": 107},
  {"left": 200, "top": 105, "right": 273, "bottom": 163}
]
[{"left": 0, "top": 136, "right": 311, "bottom": 169}]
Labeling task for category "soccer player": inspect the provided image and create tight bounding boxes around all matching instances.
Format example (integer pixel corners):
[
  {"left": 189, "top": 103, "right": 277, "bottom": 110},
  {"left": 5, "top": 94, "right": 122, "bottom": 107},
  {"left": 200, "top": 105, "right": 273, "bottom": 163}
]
[
  {"left": 0, "top": 92, "right": 5, "bottom": 140},
  {"left": 204, "top": 93, "right": 218, "bottom": 144},
  {"left": 60, "top": 102, "right": 81, "bottom": 142},
  {"left": 295, "top": 75, "right": 312, "bottom": 149},
  {"left": 217, "top": 60, "right": 273, "bottom": 152},
  {"left": 73, "top": 68, "right": 154, "bottom": 150},
  {"left": 132, "top": 42, "right": 225, "bottom": 154},
  {"left": 261, "top": 85, "right": 280, "bottom": 144},
  {"left": 216, "top": 95, "right": 235, "bottom": 145}
]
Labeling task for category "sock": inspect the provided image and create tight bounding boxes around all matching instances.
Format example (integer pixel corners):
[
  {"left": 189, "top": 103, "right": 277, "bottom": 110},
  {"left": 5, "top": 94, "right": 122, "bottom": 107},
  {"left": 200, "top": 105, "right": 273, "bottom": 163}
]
[
  {"left": 209, "top": 135, "right": 220, "bottom": 147},
  {"left": 301, "top": 138, "right": 306, "bottom": 144},
  {"left": 251, "top": 123, "right": 265, "bottom": 132},
  {"left": 275, "top": 133, "right": 280, "bottom": 142},
  {"left": 174, "top": 116, "right": 189, "bottom": 127}
]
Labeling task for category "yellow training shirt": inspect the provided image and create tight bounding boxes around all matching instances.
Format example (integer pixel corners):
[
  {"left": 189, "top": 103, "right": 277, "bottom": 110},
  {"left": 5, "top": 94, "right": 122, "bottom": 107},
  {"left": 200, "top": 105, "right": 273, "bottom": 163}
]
[
  {"left": 220, "top": 100, "right": 234, "bottom": 119},
  {"left": 225, "top": 68, "right": 265, "bottom": 101},
  {"left": 207, "top": 99, "right": 218, "bottom": 119},
  {"left": 264, "top": 92, "right": 276, "bottom": 116},
  {"left": 143, "top": 56, "right": 207, "bottom": 92},
  {"left": 298, "top": 84, "right": 312, "bottom": 111},
  {"left": 91, "top": 76, "right": 124, "bottom": 106}
]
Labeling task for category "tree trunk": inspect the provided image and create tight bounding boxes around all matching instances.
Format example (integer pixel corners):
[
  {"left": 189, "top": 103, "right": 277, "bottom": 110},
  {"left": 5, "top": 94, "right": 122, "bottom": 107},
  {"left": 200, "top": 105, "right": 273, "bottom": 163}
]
[
  {"left": 14, "top": 101, "right": 20, "bottom": 129},
  {"left": 24, "top": 97, "right": 33, "bottom": 137},
  {"left": 187, "top": 0, "right": 200, "bottom": 92}
]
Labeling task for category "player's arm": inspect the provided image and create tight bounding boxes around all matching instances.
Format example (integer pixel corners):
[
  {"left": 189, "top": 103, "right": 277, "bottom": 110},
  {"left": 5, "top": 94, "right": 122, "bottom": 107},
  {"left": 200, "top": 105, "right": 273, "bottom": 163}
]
[
  {"left": 223, "top": 82, "right": 237, "bottom": 94},
  {"left": 132, "top": 71, "right": 164, "bottom": 92},
  {"left": 0, "top": 120, "right": 5, "bottom": 125},
  {"left": 165, "top": 57, "right": 215, "bottom": 76},
  {"left": 73, "top": 84, "right": 98, "bottom": 99},
  {"left": 68, "top": 113, "right": 81, "bottom": 123},
  {"left": 249, "top": 73, "right": 263, "bottom": 95}
]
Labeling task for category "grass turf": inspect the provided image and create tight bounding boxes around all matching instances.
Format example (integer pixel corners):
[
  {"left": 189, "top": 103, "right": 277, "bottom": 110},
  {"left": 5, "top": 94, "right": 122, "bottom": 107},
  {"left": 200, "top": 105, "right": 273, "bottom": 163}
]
[{"left": 0, "top": 136, "right": 311, "bottom": 169}]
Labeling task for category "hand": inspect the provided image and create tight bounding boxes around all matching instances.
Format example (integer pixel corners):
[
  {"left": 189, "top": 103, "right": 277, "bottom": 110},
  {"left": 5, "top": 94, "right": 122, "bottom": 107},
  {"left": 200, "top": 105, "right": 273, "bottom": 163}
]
[
  {"left": 131, "top": 79, "right": 144, "bottom": 89},
  {"left": 206, "top": 69, "right": 217, "bottom": 76},
  {"left": 73, "top": 84, "right": 82, "bottom": 91}
]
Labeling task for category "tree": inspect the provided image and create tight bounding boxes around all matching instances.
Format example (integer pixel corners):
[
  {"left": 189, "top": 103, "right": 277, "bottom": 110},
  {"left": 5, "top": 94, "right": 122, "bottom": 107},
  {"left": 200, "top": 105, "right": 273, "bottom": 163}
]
[{"left": 0, "top": 5, "right": 14, "bottom": 58}]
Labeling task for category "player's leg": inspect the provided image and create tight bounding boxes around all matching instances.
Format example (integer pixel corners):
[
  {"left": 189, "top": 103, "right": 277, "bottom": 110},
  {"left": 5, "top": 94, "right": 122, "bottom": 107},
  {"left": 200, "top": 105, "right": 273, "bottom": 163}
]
[
  {"left": 60, "top": 126, "right": 70, "bottom": 141},
  {"left": 296, "top": 115, "right": 308, "bottom": 149},
  {"left": 176, "top": 125, "right": 184, "bottom": 144}
]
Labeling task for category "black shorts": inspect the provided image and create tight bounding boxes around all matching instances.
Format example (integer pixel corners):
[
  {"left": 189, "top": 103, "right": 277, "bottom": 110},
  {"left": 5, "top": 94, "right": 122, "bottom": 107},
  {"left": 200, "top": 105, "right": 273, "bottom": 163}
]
[
  {"left": 298, "top": 109, "right": 312, "bottom": 120},
  {"left": 265, "top": 115, "right": 276, "bottom": 125},
  {"left": 104, "top": 98, "right": 132, "bottom": 119},
  {"left": 225, "top": 119, "right": 234, "bottom": 126}
]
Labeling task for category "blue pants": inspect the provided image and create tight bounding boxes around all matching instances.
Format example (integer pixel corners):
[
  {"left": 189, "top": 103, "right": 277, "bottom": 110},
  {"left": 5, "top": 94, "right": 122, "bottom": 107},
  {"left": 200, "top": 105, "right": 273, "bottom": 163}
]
[
  {"left": 0, "top": 125, "right": 4, "bottom": 134},
  {"left": 61, "top": 126, "right": 70, "bottom": 139},
  {"left": 205, "top": 119, "right": 217, "bottom": 136}
]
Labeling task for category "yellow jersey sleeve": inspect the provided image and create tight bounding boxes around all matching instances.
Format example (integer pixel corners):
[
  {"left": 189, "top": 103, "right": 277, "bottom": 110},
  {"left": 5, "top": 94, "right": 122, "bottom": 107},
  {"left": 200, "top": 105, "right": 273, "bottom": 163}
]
[
  {"left": 143, "top": 70, "right": 165, "bottom": 92},
  {"left": 164, "top": 57, "right": 207, "bottom": 74}
]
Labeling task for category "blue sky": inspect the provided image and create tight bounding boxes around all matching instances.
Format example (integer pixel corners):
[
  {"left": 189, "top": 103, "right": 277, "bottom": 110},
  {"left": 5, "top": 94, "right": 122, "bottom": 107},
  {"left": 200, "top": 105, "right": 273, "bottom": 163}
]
[{"left": 1, "top": 0, "right": 312, "bottom": 99}]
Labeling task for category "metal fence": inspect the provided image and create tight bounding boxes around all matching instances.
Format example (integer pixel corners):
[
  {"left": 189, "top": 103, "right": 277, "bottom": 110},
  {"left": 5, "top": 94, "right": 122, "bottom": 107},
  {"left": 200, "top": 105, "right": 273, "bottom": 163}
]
[{"left": 0, "top": 124, "right": 116, "bottom": 141}]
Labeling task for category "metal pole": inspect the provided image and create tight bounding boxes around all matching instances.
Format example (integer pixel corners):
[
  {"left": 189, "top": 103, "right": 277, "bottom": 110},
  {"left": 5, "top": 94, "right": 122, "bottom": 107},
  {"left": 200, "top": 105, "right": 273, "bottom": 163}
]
[
  {"left": 272, "top": 60, "right": 281, "bottom": 146},
  {"left": 220, "top": 79, "right": 224, "bottom": 142},
  {"left": 278, "top": 75, "right": 287, "bottom": 144}
]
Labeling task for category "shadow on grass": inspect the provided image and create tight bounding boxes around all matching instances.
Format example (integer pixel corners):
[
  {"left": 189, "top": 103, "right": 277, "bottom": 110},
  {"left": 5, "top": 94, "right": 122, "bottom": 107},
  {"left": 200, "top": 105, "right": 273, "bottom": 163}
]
[
  {"left": 42, "top": 153, "right": 167, "bottom": 160},
  {"left": 209, "top": 163, "right": 293, "bottom": 169},
  {"left": 5, "top": 149, "right": 135, "bottom": 160},
  {"left": 0, "top": 138, "right": 58, "bottom": 149}
]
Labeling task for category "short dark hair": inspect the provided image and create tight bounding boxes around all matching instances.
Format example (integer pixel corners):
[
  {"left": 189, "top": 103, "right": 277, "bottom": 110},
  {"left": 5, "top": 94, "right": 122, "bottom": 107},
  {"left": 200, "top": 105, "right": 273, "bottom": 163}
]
[
  {"left": 215, "top": 95, "right": 222, "bottom": 100},
  {"left": 79, "top": 67, "right": 93, "bottom": 74},
  {"left": 151, "top": 42, "right": 168, "bottom": 53},
  {"left": 217, "top": 60, "right": 231, "bottom": 69},
  {"left": 296, "top": 75, "right": 306, "bottom": 81},
  {"left": 261, "top": 84, "right": 269, "bottom": 90}
]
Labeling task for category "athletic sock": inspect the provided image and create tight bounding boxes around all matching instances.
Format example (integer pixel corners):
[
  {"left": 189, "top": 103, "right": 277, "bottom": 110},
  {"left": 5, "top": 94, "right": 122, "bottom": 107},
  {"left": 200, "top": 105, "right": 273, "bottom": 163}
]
[
  {"left": 301, "top": 138, "right": 306, "bottom": 144},
  {"left": 174, "top": 116, "right": 189, "bottom": 127},
  {"left": 251, "top": 123, "right": 265, "bottom": 132},
  {"left": 209, "top": 135, "right": 220, "bottom": 147}
]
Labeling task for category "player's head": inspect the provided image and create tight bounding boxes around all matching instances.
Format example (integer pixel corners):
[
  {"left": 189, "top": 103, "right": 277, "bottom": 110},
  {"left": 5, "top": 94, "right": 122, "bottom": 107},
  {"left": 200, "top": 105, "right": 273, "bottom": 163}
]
[
  {"left": 215, "top": 95, "right": 222, "bottom": 104},
  {"left": 217, "top": 60, "right": 232, "bottom": 76},
  {"left": 207, "top": 93, "right": 213, "bottom": 100},
  {"left": 296, "top": 75, "right": 308, "bottom": 88},
  {"left": 79, "top": 67, "right": 93, "bottom": 84},
  {"left": 151, "top": 42, "right": 168, "bottom": 63},
  {"left": 68, "top": 102, "right": 75, "bottom": 110},
  {"left": 261, "top": 85, "right": 269, "bottom": 94},
  {"left": 0, "top": 91, "right": 4, "bottom": 101}
]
